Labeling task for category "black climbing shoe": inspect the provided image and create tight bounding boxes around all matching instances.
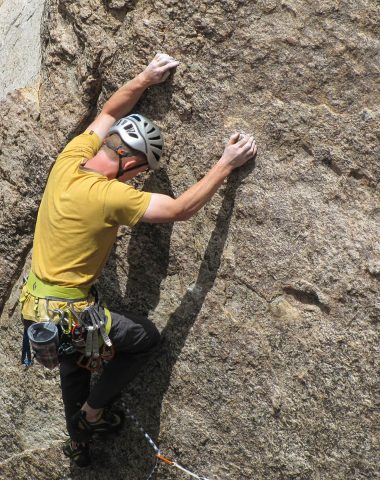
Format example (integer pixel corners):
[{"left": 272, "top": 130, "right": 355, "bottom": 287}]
[
  {"left": 62, "top": 438, "right": 91, "bottom": 468},
  {"left": 70, "top": 408, "right": 125, "bottom": 442}
]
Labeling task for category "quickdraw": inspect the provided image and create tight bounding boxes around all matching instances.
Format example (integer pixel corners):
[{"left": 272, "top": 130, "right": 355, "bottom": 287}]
[
  {"left": 123, "top": 403, "right": 210, "bottom": 480},
  {"left": 71, "top": 304, "right": 115, "bottom": 372}
]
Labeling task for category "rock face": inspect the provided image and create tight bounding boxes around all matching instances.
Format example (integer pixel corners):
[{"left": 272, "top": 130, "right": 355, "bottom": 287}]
[
  {"left": 0, "top": 1, "right": 379, "bottom": 479},
  {"left": 0, "top": 0, "right": 45, "bottom": 99}
]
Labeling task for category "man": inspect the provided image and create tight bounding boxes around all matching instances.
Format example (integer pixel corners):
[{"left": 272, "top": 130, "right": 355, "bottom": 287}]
[{"left": 20, "top": 53, "right": 257, "bottom": 467}]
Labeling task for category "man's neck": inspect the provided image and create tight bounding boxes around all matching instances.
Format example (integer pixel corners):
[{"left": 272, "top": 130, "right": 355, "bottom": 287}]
[{"left": 83, "top": 151, "right": 115, "bottom": 180}]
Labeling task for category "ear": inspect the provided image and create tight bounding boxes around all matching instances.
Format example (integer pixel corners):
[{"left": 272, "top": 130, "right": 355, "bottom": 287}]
[
  {"left": 122, "top": 156, "right": 140, "bottom": 170},
  {"left": 122, "top": 159, "right": 132, "bottom": 170}
]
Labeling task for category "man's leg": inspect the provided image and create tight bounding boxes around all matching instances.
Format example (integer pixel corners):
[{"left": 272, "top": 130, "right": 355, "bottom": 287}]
[
  {"left": 59, "top": 352, "right": 91, "bottom": 439},
  {"left": 88, "top": 310, "right": 160, "bottom": 407},
  {"left": 71, "top": 309, "right": 160, "bottom": 437},
  {"left": 24, "top": 317, "right": 90, "bottom": 436}
]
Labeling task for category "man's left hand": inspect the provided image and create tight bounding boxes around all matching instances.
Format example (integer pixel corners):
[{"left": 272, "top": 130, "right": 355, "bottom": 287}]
[{"left": 141, "top": 53, "right": 179, "bottom": 86}]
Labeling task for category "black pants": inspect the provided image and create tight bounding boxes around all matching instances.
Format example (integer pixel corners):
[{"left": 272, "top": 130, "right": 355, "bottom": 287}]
[{"left": 59, "top": 309, "right": 160, "bottom": 441}]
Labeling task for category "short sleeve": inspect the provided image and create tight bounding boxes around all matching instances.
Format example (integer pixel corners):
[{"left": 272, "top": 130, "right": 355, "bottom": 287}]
[
  {"left": 56, "top": 130, "right": 102, "bottom": 164},
  {"left": 104, "top": 181, "right": 151, "bottom": 227}
]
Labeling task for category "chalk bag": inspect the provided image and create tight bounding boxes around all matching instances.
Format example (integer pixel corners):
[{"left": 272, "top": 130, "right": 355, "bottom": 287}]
[{"left": 27, "top": 321, "right": 59, "bottom": 370}]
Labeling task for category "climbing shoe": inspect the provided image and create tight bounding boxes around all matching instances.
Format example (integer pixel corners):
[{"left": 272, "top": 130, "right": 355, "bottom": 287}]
[
  {"left": 62, "top": 438, "right": 91, "bottom": 468},
  {"left": 70, "top": 408, "right": 125, "bottom": 442}
]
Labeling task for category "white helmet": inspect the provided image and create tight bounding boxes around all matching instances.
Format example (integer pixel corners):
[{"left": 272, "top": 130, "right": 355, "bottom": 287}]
[{"left": 108, "top": 114, "right": 163, "bottom": 171}]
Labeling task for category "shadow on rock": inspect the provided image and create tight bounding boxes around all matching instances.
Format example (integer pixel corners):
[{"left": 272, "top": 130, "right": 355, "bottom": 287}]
[
  {"left": 98, "top": 169, "right": 174, "bottom": 315},
  {"left": 118, "top": 162, "right": 255, "bottom": 479},
  {"left": 75, "top": 160, "right": 255, "bottom": 479}
]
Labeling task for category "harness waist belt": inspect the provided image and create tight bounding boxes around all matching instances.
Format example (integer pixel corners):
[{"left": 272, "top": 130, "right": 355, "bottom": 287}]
[{"left": 26, "top": 271, "right": 91, "bottom": 300}]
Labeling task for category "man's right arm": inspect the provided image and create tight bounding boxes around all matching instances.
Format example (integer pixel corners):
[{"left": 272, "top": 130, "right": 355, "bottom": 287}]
[
  {"left": 87, "top": 53, "right": 179, "bottom": 141},
  {"left": 141, "top": 133, "right": 257, "bottom": 224}
]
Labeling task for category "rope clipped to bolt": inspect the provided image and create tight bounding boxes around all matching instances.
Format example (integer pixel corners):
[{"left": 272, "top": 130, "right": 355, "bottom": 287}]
[{"left": 123, "top": 403, "right": 210, "bottom": 480}]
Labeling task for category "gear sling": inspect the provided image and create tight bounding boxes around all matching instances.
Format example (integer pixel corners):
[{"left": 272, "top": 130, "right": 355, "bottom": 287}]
[{"left": 21, "top": 270, "right": 113, "bottom": 371}]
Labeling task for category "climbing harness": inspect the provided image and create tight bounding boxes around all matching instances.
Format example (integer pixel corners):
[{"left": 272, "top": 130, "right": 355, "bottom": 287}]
[
  {"left": 20, "top": 271, "right": 113, "bottom": 371},
  {"left": 123, "top": 403, "right": 210, "bottom": 480}
]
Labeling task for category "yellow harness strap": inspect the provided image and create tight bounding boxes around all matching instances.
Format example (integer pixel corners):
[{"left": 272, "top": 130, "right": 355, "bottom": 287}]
[
  {"left": 24, "top": 271, "right": 112, "bottom": 336},
  {"left": 26, "top": 271, "right": 90, "bottom": 300}
]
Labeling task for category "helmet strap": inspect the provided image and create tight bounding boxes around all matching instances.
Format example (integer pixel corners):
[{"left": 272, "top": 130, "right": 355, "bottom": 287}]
[
  {"left": 104, "top": 141, "right": 141, "bottom": 178},
  {"left": 121, "top": 162, "right": 150, "bottom": 175}
]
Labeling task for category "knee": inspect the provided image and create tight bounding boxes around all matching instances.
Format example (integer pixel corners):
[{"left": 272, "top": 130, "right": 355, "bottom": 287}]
[
  {"left": 129, "top": 321, "right": 160, "bottom": 355},
  {"left": 109, "top": 311, "right": 161, "bottom": 352},
  {"left": 133, "top": 315, "right": 160, "bottom": 349}
]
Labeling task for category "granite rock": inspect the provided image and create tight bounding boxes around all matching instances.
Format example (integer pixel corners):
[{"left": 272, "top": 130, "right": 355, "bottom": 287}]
[
  {"left": 0, "top": 0, "right": 45, "bottom": 99},
  {"left": 0, "top": 1, "right": 379, "bottom": 479}
]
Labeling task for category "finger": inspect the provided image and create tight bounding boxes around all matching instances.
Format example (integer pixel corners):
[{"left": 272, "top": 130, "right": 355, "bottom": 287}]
[
  {"left": 243, "top": 136, "right": 255, "bottom": 150},
  {"left": 249, "top": 139, "right": 256, "bottom": 149},
  {"left": 237, "top": 134, "right": 250, "bottom": 147},
  {"left": 250, "top": 143, "right": 258, "bottom": 156},
  {"left": 159, "top": 61, "right": 180, "bottom": 72},
  {"left": 228, "top": 132, "right": 240, "bottom": 145},
  {"left": 159, "top": 53, "right": 176, "bottom": 61},
  {"left": 152, "top": 54, "right": 168, "bottom": 65},
  {"left": 156, "top": 56, "right": 175, "bottom": 66},
  {"left": 156, "top": 53, "right": 175, "bottom": 62},
  {"left": 161, "top": 70, "right": 171, "bottom": 82}
]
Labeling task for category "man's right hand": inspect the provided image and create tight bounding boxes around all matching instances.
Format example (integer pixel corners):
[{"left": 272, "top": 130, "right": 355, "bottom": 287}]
[
  {"left": 140, "top": 53, "right": 180, "bottom": 86},
  {"left": 219, "top": 133, "right": 257, "bottom": 173},
  {"left": 141, "top": 133, "right": 257, "bottom": 224}
]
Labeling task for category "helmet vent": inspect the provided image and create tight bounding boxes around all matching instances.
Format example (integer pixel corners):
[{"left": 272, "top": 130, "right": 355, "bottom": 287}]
[
  {"left": 127, "top": 133, "right": 139, "bottom": 139},
  {"left": 153, "top": 151, "right": 160, "bottom": 161},
  {"left": 147, "top": 127, "right": 155, "bottom": 134}
]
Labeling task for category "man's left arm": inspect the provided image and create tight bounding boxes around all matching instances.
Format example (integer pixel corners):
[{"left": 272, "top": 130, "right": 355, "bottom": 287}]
[{"left": 87, "top": 53, "right": 179, "bottom": 140}]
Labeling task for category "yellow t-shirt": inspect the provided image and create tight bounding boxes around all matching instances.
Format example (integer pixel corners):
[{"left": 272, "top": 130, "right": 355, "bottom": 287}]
[{"left": 31, "top": 130, "right": 151, "bottom": 287}]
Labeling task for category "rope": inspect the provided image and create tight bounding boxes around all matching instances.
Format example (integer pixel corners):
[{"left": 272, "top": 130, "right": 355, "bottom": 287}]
[{"left": 122, "top": 403, "right": 210, "bottom": 480}]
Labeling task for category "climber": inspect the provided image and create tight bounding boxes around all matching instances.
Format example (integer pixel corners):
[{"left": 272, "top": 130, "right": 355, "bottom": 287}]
[{"left": 19, "top": 52, "right": 257, "bottom": 467}]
